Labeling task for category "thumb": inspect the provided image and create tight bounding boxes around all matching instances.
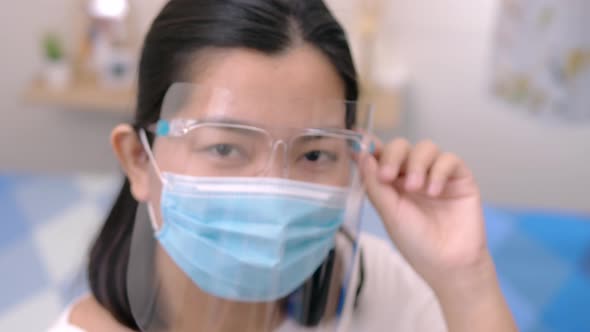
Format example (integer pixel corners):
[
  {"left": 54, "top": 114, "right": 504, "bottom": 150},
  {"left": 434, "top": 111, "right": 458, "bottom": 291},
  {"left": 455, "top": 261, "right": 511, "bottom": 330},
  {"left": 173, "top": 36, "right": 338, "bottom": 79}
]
[
  {"left": 361, "top": 154, "right": 428, "bottom": 263},
  {"left": 361, "top": 153, "right": 400, "bottom": 224}
]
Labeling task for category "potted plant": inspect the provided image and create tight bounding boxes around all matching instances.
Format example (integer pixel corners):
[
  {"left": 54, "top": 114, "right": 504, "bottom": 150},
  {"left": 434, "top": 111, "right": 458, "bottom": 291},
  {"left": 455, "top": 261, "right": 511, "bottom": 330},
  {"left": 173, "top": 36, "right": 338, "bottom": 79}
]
[{"left": 43, "top": 33, "right": 71, "bottom": 89}]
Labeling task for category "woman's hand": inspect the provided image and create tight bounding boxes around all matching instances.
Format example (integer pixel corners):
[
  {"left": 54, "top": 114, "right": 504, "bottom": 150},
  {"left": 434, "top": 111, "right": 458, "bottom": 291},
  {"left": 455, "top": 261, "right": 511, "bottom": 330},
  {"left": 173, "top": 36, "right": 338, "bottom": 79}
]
[{"left": 361, "top": 138, "right": 516, "bottom": 332}]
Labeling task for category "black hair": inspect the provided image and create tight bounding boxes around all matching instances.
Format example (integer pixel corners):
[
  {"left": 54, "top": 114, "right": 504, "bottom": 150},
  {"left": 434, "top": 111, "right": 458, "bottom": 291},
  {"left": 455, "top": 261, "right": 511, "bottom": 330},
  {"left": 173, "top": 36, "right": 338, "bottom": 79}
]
[{"left": 88, "top": 0, "right": 359, "bottom": 328}]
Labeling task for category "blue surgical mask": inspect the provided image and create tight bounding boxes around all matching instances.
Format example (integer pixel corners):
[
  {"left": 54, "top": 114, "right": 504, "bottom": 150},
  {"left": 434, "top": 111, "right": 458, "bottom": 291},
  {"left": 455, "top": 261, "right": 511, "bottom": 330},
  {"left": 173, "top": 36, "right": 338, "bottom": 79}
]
[{"left": 150, "top": 173, "right": 350, "bottom": 302}]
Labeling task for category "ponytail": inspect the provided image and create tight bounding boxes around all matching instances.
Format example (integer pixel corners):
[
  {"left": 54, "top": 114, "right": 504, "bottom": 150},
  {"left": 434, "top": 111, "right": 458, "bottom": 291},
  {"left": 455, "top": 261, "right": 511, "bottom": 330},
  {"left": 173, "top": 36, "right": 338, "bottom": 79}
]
[{"left": 88, "top": 178, "right": 139, "bottom": 329}]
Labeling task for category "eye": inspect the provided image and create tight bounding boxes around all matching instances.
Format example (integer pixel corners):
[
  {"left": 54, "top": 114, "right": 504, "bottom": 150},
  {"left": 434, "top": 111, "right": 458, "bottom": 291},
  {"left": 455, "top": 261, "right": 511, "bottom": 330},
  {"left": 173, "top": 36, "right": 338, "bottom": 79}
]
[
  {"left": 303, "top": 150, "right": 337, "bottom": 163},
  {"left": 208, "top": 144, "right": 240, "bottom": 158},
  {"left": 304, "top": 151, "right": 321, "bottom": 162}
]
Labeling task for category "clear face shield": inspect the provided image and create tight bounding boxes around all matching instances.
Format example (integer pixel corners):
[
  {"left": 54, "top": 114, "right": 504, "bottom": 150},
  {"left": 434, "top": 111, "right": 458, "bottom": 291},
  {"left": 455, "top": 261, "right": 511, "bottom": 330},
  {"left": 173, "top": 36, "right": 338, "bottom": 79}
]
[{"left": 127, "top": 83, "right": 375, "bottom": 331}]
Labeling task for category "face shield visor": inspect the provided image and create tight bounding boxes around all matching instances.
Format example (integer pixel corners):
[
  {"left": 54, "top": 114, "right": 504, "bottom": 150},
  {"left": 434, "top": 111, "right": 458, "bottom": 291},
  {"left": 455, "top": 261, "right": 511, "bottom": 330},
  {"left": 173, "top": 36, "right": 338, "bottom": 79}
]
[{"left": 127, "top": 83, "right": 375, "bottom": 332}]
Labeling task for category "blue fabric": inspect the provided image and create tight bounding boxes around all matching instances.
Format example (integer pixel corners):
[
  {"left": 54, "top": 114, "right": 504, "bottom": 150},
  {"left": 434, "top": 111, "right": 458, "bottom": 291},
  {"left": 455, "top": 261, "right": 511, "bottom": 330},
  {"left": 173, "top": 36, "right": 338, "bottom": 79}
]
[{"left": 484, "top": 207, "right": 590, "bottom": 332}]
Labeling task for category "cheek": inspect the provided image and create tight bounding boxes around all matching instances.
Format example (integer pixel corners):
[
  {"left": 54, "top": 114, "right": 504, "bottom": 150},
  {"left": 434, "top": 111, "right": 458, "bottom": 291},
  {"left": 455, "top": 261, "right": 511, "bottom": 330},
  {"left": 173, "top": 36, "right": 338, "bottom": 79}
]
[
  {"left": 340, "top": 167, "right": 353, "bottom": 188},
  {"left": 153, "top": 138, "right": 188, "bottom": 174},
  {"left": 331, "top": 162, "right": 354, "bottom": 187}
]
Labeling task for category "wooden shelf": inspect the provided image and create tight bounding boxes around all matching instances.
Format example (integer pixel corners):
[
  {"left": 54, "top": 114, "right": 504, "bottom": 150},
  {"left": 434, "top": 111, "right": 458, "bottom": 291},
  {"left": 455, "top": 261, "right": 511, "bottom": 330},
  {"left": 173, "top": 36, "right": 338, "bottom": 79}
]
[
  {"left": 23, "top": 78, "right": 135, "bottom": 113},
  {"left": 360, "top": 81, "right": 404, "bottom": 132},
  {"left": 23, "top": 78, "right": 404, "bottom": 132}
]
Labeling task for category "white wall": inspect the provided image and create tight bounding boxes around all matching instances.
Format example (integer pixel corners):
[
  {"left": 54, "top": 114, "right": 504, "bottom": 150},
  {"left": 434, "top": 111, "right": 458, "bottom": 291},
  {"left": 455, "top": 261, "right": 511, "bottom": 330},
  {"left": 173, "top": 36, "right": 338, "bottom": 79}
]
[
  {"left": 429, "top": 0, "right": 589, "bottom": 212},
  {"left": 340, "top": 0, "right": 590, "bottom": 213},
  {"left": 1, "top": 0, "right": 589, "bottom": 211}
]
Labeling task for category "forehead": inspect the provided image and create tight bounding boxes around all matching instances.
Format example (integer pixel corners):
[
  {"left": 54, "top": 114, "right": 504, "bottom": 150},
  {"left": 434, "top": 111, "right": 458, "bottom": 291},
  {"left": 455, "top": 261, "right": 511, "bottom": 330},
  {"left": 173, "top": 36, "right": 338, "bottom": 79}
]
[{"left": 165, "top": 45, "right": 347, "bottom": 128}]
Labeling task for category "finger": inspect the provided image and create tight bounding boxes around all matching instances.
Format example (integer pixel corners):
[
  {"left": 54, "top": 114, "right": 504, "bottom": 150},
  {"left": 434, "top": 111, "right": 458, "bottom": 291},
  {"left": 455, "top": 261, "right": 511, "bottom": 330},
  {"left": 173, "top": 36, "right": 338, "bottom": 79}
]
[
  {"left": 378, "top": 138, "right": 411, "bottom": 182},
  {"left": 426, "top": 153, "right": 461, "bottom": 196},
  {"left": 404, "top": 140, "right": 439, "bottom": 191},
  {"left": 362, "top": 153, "right": 429, "bottom": 249},
  {"left": 427, "top": 153, "right": 473, "bottom": 196}
]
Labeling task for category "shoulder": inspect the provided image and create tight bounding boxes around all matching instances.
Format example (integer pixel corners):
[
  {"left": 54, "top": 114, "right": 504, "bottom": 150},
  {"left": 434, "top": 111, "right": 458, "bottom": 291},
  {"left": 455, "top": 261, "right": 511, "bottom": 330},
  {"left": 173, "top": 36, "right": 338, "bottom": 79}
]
[
  {"left": 49, "top": 295, "right": 132, "bottom": 332},
  {"left": 354, "top": 233, "right": 447, "bottom": 331},
  {"left": 358, "top": 233, "right": 429, "bottom": 284},
  {"left": 357, "top": 232, "right": 438, "bottom": 304},
  {"left": 358, "top": 233, "right": 432, "bottom": 297}
]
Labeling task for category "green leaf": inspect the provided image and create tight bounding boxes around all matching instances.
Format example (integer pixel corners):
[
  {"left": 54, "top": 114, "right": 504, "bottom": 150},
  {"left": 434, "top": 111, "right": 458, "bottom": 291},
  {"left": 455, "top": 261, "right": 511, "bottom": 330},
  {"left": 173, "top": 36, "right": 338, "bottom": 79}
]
[{"left": 43, "top": 33, "right": 64, "bottom": 61}]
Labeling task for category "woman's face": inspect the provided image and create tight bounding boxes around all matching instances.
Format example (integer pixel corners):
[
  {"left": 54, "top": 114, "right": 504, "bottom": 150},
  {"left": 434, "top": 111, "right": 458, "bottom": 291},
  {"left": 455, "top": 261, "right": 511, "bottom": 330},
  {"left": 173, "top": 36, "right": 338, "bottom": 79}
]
[
  {"left": 147, "top": 44, "right": 350, "bottom": 224},
  {"left": 114, "top": 44, "right": 352, "bottom": 331}
]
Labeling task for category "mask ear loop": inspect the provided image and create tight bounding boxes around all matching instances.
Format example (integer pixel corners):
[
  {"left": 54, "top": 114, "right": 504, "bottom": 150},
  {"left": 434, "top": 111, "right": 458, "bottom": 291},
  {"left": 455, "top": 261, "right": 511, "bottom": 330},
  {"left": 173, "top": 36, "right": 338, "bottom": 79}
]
[{"left": 139, "top": 128, "right": 167, "bottom": 232}]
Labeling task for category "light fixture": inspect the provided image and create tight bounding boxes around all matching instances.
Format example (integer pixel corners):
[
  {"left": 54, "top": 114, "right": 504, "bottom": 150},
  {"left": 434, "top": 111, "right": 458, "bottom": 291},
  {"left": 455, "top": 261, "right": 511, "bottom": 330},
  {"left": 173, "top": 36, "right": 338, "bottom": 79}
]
[{"left": 89, "top": 0, "right": 129, "bottom": 20}]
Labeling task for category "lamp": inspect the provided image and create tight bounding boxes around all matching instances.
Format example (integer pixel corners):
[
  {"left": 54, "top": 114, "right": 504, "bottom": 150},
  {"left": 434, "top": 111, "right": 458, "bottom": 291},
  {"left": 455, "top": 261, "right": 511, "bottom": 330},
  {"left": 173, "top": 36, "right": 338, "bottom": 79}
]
[{"left": 89, "top": 0, "right": 129, "bottom": 20}]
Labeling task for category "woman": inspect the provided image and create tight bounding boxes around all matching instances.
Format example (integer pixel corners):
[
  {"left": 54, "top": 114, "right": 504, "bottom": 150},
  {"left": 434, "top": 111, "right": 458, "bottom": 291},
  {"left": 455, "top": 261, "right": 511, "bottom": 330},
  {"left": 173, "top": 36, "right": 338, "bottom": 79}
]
[{"left": 49, "top": 0, "right": 516, "bottom": 331}]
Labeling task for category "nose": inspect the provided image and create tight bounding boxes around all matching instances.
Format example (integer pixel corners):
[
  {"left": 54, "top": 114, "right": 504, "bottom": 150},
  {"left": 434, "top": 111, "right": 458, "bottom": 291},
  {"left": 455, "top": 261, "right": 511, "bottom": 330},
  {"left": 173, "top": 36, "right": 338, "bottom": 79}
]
[{"left": 261, "top": 140, "right": 288, "bottom": 178}]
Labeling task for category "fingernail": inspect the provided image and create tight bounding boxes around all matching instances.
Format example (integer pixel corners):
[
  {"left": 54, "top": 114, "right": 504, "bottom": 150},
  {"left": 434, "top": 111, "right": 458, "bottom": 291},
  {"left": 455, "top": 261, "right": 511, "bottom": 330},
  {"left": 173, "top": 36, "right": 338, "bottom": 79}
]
[
  {"left": 428, "top": 182, "right": 442, "bottom": 196},
  {"left": 406, "top": 173, "right": 423, "bottom": 190}
]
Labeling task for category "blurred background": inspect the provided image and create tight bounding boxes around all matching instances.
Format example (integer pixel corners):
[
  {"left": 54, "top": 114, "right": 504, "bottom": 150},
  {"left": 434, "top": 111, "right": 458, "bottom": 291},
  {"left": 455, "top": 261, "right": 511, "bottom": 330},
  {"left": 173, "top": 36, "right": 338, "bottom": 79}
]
[{"left": 0, "top": 0, "right": 588, "bottom": 331}]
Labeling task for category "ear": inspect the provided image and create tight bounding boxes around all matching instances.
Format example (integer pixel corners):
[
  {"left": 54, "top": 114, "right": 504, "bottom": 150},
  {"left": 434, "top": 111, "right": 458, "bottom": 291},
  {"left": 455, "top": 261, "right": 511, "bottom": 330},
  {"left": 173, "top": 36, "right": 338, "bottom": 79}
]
[{"left": 111, "top": 124, "right": 151, "bottom": 202}]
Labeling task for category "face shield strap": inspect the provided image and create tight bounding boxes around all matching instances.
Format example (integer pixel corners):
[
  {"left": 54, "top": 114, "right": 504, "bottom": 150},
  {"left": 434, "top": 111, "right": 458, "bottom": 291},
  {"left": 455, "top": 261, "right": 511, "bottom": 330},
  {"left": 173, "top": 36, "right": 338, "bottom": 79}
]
[
  {"left": 127, "top": 203, "right": 167, "bottom": 330},
  {"left": 366, "top": 104, "right": 375, "bottom": 133},
  {"left": 339, "top": 228, "right": 365, "bottom": 310},
  {"left": 340, "top": 139, "right": 370, "bottom": 311},
  {"left": 339, "top": 158, "right": 366, "bottom": 311}
]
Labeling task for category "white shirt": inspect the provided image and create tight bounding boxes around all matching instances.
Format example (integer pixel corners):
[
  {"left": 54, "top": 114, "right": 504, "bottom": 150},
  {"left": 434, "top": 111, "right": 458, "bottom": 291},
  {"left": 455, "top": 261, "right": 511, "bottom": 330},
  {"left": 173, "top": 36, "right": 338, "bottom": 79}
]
[
  {"left": 48, "top": 233, "right": 447, "bottom": 331},
  {"left": 48, "top": 306, "right": 85, "bottom": 332}
]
